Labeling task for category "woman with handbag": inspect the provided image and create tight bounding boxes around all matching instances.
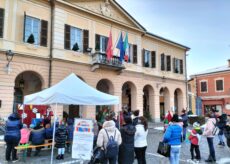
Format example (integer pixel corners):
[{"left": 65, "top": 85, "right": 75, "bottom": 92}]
[
  {"left": 203, "top": 112, "right": 217, "bottom": 162},
  {"left": 163, "top": 114, "right": 182, "bottom": 164},
  {"left": 134, "top": 116, "right": 148, "bottom": 164}
]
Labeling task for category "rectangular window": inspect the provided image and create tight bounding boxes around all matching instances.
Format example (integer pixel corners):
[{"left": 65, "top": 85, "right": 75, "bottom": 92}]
[
  {"left": 201, "top": 81, "right": 207, "bottom": 93},
  {"left": 161, "top": 53, "right": 165, "bottom": 71},
  {"left": 173, "top": 58, "right": 180, "bottom": 73},
  {"left": 95, "top": 34, "right": 108, "bottom": 53},
  {"left": 0, "top": 8, "right": 4, "bottom": 38},
  {"left": 128, "top": 44, "right": 133, "bottom": 63},
  {"left": 216, "top": 79, "right": 223, "bottom": 91},
  {"left": 151, "top": 51, "right": 156, "bottom": 68},
  {"left": 144, "top": 50, "right": 150, "bottom": 67},
  {"left": 166, "top": 55, "right": 171, "bottom": 71},
  {"left": 70, "top": 26, "right": 83, "bottom": 51},
  {"left": 24, "top": 16, "right": 41, "bottom": 45},
  {"left": 24, "top": 15, "right": 48, "bottom": 46}
]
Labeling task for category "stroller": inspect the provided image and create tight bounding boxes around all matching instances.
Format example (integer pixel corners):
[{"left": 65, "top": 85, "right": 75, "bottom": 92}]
[{"left": 88, "top": 146, "right": 105, "bottom": 164}]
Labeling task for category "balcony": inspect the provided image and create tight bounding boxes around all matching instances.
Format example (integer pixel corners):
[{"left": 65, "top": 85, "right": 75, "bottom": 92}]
[{"left": 91, "top": 52, "right": 125, "bottom": 72}]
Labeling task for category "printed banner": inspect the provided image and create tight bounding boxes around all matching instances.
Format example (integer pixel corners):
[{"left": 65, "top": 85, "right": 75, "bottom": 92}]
[{"left": 72, "top": 119, "right": 94, "bottom": 160}]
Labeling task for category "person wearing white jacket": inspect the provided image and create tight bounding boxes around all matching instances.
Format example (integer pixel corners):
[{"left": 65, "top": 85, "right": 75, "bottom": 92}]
[
  {"left": 97, "top": 118, "right": 122, "bottom": 164},
  {"left": 134, "top": 116, "right": 148, "bottom": 164}
]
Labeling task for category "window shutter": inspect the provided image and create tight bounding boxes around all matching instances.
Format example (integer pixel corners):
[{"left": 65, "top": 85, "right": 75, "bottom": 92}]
[
  {"left": 0, "top": 8, "right": 4, "bottom": 38},
  {"left": 83, "top": 29, "right": 89, "bottom": 52},
  {"left": 180, "top": 59, "right": 183, "bottom": 74},
  {"left": 142, "top": 49, "right": 145, "bottom": 67},
  {"left": 40, "top": 20, "right": 48, "bottom": 47},
  {"left": 166, "top": 55, "right": 171, "bottom": 71},
  {"left": 133, "top": 44, "right": 137, "bottom": 64},
  {"left": 151, "top": 51, "right": 156, "bottom": 68},
  {"left": 64, "top": 24, "right": 70, "bottom": 50},
  {"left": 95, "top": 34, "right": 100, "bottom": 51},
  {"left": 23, "top": 12, "right": 26, "bottom": 42},
  {"left": 161, "top": 53, "right": 165, "bottom": 71},
  {"left": 173, "top": 57, "right": 176, "bottom": 73}
]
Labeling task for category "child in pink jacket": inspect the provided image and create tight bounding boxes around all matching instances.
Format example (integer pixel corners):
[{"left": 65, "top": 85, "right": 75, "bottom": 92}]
[{"left": 20, "top": 124, "right": 31, "bottom": 144}]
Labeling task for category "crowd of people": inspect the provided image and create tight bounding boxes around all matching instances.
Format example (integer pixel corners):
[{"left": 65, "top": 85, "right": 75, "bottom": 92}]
[
  {"left": 95, "top": 108, "right": 148, "bottom": 164},
  {"left": 163, "top": 108, "right": 230, "bottom": 164},
  {"left": 3, "top": 107, "right": 230, "bottom": 164},
  {"left": 4, "top": 113, "right": 75, "bottom": 162}
]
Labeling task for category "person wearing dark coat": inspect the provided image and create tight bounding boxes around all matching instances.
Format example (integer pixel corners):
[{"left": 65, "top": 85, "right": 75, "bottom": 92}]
[
  {"left": 132, "top": 110, "right": 140, "bottom": 126},
  {"left": 4, "top": 113, "right": 23, "bottom": 162},
  {"left": 55, "top": 124, "right": 67, "bottom": 160},
  {"left": 66, "top": 118, "right": 74, "bottom": 153},
  {"left": 118, "top": 115, "right": 136, "bottom": 164},
  {"left": 28, "top": 121, "right": 45, "bottom": 156},
  {"left": 217, "top": 113, "right": 227, "bottom": 146}
]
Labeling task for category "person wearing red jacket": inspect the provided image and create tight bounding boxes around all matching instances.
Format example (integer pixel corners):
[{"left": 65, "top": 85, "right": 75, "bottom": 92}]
[{"left": 189, "top": 122, "right": 202, "bottom": 162}]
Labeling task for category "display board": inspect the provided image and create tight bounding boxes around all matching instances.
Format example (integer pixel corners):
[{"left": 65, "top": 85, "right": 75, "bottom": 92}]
[{"left": 72, "top": 118, "right": 94, "bottom": 160}]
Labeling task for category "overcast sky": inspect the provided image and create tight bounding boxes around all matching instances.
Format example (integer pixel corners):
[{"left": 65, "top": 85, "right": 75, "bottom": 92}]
[{"left": 116, "top": 0, "right": 230, "bottom": 76}]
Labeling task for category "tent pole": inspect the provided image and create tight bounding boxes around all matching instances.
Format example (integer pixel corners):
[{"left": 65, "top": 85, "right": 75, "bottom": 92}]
[
  {"left": 22, "top": 104, "right": 25, "bottom": 124},
  {"left": 50, "top": 103, "right": 57, "bottom": 164}
]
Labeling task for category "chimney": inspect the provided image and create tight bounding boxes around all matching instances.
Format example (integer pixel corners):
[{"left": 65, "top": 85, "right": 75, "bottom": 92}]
[{"left": 228, "top": 59, "right": 230, "bottom": 67}]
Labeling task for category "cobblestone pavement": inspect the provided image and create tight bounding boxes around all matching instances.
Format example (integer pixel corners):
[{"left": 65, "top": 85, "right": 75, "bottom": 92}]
[{"left": 0, "top": 123, "right": 229, "bottom": 164}]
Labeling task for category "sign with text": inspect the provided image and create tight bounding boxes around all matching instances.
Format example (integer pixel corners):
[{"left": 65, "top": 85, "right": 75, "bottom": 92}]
[{"left": 72, "top": 119, "right": 94, "bottom": 160}]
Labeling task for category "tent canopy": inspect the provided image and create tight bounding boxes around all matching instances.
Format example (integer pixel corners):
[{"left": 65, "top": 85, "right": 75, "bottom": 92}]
[{"left": 24, "top": 73, "right": 119, "bottom": 105}]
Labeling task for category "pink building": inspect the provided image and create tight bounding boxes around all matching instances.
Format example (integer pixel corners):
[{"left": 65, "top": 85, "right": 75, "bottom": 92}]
[{"left": 191, "top": 60, "right": 230, "bottom": 115}]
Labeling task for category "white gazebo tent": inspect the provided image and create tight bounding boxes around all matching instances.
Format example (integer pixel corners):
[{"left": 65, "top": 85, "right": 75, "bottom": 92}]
[{"left": 23, "top": 73, "right": 119, "bottom": 164}]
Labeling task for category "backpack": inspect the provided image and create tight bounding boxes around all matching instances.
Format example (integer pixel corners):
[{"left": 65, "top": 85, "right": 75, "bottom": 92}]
[{"left": 104, "top": 129, "right": 118, "bottom": 158}]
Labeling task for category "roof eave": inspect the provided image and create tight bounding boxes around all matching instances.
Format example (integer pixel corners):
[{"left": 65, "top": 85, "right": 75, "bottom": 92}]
[{"left": 146, "top": 32, "right": 190, "bottom": 51}]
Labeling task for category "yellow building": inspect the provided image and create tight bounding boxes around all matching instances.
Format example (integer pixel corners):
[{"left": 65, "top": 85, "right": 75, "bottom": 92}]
[
  {"left": 188, "top": 78, "right": 196, "bottom": 114},
  {"left": 0, "top": 0, "right": 189, "bottom": 122}
]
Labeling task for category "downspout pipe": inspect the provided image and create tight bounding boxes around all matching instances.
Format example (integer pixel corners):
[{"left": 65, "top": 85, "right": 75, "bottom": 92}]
[
  {"left": 185, "top": 52, "right": 188, "bottom": 111},
  {"left": 49, "top": 0, "right": 55, "bottom": 87}
]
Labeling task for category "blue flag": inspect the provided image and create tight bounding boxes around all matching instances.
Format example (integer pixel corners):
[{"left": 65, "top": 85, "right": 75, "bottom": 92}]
[{"left": 116, "top": 33, "right": 124, "bottom": 62}]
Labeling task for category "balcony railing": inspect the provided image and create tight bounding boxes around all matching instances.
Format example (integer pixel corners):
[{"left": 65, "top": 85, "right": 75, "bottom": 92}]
[{"left": 91, "top": 52, "right": 125, "bottom": 71}]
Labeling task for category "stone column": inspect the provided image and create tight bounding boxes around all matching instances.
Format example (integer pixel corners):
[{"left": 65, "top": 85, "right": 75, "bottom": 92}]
[{"left": 153, "top": 94, "right": 161, "bottom": 122}]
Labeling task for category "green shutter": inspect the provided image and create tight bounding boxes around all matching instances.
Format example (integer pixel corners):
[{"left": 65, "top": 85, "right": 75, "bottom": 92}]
[
  {"left": 133, "top": 44, "right": 137, "bottom": 64},
  {"left": 40, "top": 20, "right": 48, "bottom": 47},
  {"left": 83, "top": 29, "right": 89, "bottom": 52},
  {"left": 151, "top": 51, "right": 156, "bottom": 68},
  {"left": 95, "top": 34, "right": 100, "bottom": 51},
  {"left": 0, "top": 8, "right": 4, "bottom": 38},
  {"left": 166, "top": 55, "right": 171, "bottom": 71},
  {"left": 161, "top": 53, "right": 165, "bottom": 71},
  {"left": 64, "top": 24, "right": 70, "bottom": 50}
]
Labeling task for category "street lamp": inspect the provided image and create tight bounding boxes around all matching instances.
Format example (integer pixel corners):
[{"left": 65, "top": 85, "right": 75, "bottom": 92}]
[{"left": 5, "top": 50, "right": 14, "bottom": 67}]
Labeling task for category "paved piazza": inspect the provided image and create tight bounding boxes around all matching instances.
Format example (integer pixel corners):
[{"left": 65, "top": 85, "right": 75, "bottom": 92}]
[{"left": 0, "top": 123, "right": 229, "bottom": 164}]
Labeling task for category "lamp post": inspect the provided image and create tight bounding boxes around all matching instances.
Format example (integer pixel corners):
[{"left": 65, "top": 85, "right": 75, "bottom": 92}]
[{"left": 5, "top": 50, "right": 14, "bottom": 74}]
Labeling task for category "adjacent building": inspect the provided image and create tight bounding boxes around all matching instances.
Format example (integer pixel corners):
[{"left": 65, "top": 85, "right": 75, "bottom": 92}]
[
  {"left": 0, "top": 0, "right": 189, "bottom": 122},
  {"left": 190, "top": 60, "right": 230, "bottom": 115}
]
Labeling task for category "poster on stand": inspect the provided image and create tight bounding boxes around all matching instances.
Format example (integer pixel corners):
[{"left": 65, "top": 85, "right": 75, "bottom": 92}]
[{"left": 72, "top": 118, "right": 94, "bottom": 160}]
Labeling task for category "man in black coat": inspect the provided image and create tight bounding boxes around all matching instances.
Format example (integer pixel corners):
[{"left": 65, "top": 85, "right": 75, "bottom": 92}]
[{"left": 4, "top": 113, "right": 23, "bottom": 162}]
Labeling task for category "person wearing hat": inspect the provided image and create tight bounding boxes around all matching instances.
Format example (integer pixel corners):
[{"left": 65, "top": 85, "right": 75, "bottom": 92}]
[
  {"left": 163, "top": 114, "right": 182, "bottom": 164},
  {"left": 4, "top": 113, "right": 23, "bottom": 162},
  {"left": 188, "top": 122, "right": 202, "bottom": 162}
]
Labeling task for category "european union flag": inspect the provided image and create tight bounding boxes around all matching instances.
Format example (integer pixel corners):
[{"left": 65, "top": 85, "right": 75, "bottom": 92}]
[{"left": 116, "top": 33, "right": 124, "bottom": 62}]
